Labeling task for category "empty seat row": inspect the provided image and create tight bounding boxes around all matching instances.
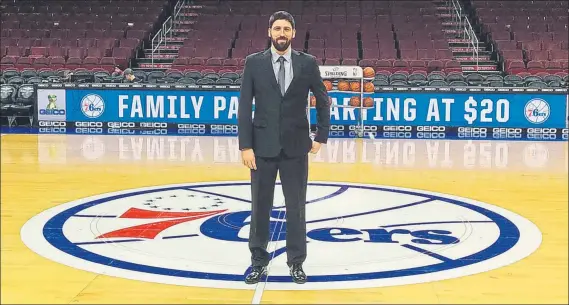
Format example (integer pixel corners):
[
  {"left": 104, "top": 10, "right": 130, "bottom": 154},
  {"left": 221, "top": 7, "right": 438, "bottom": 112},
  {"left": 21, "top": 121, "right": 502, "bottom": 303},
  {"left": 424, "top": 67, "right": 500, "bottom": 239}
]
[
  {"left": 1, "top": 29, "right": 149, "bottom": 40},
  {"left": 1, "top": 56, "right": 123, "bottom": 72},
  {"left": 3, "top": 69, "right": 566, "bottom": 89}
]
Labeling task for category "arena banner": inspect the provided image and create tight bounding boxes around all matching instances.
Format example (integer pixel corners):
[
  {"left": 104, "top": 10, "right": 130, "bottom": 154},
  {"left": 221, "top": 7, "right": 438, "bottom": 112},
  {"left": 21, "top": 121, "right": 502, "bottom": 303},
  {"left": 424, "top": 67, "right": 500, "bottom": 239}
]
[
  {"left": 46, "top": 86, "right": 566, "bottom": 128},
  {"left": 32, "top": 83, "right": 568, "bottom": 141}
]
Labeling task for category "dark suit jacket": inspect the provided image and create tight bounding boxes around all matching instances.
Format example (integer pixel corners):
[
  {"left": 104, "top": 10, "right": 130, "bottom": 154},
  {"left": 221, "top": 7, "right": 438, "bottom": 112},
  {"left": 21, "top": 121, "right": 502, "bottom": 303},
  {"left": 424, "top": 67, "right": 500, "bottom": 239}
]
[{"left": 237, "top": 48, "right": 330, "bottom": 158}]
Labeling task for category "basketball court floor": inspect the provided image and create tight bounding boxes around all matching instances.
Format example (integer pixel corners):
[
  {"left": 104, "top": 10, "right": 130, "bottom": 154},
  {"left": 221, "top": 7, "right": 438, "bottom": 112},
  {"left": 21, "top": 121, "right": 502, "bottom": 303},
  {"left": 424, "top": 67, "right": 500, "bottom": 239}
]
[{"left": 1, "top": 133, "right": 567, "bottom": 304}]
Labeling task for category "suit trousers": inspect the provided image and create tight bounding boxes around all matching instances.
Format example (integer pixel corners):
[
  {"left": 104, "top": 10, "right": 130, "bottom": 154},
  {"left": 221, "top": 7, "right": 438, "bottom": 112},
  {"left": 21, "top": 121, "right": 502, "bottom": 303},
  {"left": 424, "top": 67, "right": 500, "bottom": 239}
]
[{"left": 248, "top": 149, "right": 308, "bottom": 267}]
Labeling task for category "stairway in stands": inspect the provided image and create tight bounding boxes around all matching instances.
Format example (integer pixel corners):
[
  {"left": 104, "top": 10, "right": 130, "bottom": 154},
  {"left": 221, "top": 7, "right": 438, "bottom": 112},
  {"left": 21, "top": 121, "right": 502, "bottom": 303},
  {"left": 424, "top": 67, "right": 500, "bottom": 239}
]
[
  {"left": 133, "top": 1, "right": 204, "bottom": 71},
  {"left": 433, "top": 0, "right": 501, "bottom": 74}
]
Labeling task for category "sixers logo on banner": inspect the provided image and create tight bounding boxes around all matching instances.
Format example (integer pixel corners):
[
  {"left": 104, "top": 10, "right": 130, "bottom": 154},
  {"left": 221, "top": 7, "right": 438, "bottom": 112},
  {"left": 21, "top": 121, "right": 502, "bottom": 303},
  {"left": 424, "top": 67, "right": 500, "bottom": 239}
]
[
  {"left": 21, "top": 181, "right": 542, "bottom": 290},
  {"left": 81, "top": 94, "right": 105, "bottom": 118},
  {"left": 524, "top": 98, "right": 550, "bottom": 124}
]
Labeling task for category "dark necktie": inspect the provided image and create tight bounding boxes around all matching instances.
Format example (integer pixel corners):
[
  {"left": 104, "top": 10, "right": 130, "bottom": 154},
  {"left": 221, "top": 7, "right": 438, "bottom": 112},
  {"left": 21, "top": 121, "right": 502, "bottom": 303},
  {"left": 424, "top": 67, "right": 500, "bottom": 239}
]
[{"left": 278, "top": 56, "right": 285, "bottom": 95}]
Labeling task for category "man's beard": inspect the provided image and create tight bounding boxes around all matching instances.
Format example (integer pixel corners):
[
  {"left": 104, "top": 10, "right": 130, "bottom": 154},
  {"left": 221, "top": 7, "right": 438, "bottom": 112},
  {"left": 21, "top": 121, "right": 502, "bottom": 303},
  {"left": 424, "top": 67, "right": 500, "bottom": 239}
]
[{"left": 272, "top": 37, "right": 290, "bottom": 51}]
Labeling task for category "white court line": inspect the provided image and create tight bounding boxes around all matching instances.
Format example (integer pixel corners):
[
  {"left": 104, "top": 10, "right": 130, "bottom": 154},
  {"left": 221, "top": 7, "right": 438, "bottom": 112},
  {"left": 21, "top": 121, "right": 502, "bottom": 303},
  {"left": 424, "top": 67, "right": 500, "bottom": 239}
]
[{"left": 251, "top": 204, "right": 286, "bottom": 304}]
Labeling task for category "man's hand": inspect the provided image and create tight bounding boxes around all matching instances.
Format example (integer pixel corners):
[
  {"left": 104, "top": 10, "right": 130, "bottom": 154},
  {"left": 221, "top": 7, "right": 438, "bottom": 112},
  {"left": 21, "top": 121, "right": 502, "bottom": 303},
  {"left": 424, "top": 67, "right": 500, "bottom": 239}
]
[
  {"left": 241, "top": 149, "right": 256, "bottom": 170},
  {"left": 310, "top": 141, "right": 322, "bottom": 154}
]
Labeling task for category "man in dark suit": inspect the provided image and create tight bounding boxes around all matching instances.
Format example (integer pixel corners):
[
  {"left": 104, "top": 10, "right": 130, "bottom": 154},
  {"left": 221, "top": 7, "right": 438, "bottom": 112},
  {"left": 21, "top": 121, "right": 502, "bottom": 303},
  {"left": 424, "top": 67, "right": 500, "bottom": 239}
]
[{"left": 237, "top": 11, "right": 330, "bottom": 285}]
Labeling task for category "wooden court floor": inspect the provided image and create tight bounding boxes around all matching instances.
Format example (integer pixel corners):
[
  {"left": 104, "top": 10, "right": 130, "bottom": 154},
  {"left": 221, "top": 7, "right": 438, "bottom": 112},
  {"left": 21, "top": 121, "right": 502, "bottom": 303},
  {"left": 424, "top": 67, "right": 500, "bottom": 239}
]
[{"left": 1, "top": 133, "right": 567, "bottom": 304}]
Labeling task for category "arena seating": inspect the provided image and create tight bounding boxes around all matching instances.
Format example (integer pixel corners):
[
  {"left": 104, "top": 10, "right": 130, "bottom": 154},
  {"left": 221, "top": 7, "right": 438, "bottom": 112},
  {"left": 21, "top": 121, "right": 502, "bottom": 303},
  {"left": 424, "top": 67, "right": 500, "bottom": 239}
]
[
  {"left": 468, "top": 0, "right": 568, "bottom": 77},
  {"left": 0, "top": 0, "right": 171, "bottom": 72},
  {"left": 170, "top": 0, "right": 463, "bottom": 75},
  {"left": 146, "top": 0, "right": 569, "bottom": 87},
  {"left": 0, "top": 0, "right": 568, "bottom": 89}
]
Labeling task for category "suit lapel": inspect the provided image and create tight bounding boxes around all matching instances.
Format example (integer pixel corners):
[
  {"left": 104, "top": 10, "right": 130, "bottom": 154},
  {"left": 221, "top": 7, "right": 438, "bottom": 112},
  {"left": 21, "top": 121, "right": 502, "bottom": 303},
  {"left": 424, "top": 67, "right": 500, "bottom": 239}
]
[{"left": 263, "top": 49, "right": 281, "bottom": 95}]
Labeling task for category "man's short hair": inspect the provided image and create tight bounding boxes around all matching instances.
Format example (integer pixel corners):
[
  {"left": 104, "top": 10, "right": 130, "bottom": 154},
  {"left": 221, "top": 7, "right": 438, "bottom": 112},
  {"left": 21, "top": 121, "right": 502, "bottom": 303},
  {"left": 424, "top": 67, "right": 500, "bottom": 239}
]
[
  {"left": 123, "top": 68, "right": 133, "bottom": 75},
  {"left": 269, "top": 11, "right": 295, "bottom": 29}
]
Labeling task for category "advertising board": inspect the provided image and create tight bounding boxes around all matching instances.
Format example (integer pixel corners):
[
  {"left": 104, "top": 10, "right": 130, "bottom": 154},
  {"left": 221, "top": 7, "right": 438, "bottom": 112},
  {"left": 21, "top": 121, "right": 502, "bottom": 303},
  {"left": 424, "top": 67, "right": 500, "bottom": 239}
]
[{"left": 34, "top": 83, "right": 568, "bottom": 141}]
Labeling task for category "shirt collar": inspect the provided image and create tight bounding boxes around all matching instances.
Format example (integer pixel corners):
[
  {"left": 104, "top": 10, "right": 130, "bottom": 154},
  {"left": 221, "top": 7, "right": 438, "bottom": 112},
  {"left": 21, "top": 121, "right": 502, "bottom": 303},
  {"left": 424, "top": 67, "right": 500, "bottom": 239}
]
[{"left": 271, "top": 46, "right": 292, "bottom": 63}]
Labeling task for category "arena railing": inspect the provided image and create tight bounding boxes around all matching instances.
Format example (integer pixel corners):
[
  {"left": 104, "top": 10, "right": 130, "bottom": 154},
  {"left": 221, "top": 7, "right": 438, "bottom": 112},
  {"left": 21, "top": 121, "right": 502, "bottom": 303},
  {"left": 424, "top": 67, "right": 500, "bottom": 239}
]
[
  {"left": 151, "top": 0, "right": 186, "bottom": 65},
  {"left": 451, "top": 0, "right": 480, "bottom": 71},
  {"left": 462, "top": 17, "right": 480, "bottom": 70},
  {"left": 449, "top": 0, "right": 462, "bottom": 27}
]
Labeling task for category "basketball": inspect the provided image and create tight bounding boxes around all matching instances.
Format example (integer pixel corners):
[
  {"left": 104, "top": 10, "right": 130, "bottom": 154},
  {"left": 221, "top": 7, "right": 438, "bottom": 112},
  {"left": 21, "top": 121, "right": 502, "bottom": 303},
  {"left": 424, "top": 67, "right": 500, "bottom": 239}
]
[
  {"left": 364, "top": 82, "right": 375, "bottom": 92},
  {"left": 363, "top": 97, "right": 374, "bottom": 107},
  {"left": 323, "top": 80, "right": 333, "bottom": 91},
  {"left": 350, "top": 81, "right": 360, "bottom": 92},
  {"left": 337, "top": 80, "right": 350, "bottom": 91},
  {"left": 363, "top": 67, "right": 375, "bottom": 78},
  {"left": 349, "top": 96, "right": 361, "bottom": 107}
]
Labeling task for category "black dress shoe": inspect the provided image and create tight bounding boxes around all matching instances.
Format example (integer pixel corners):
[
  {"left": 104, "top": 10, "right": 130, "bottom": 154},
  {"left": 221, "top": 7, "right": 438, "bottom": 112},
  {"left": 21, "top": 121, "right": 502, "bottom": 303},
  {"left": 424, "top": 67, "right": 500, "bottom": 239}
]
[
  {"left": 244, "top": 266, "right": 267, "bottom": 284},
  {"left": 289, "top": 263, "right": 307, "bottom": 284}
]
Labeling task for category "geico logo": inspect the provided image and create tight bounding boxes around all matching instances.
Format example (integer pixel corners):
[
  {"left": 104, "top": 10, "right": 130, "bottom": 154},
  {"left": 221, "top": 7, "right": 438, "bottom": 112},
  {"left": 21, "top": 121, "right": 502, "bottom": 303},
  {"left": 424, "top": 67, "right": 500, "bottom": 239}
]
[
  {"left": 417, "top": 126, "right": 446, "bottom": 132},
  {"left": 527, "top": 128, "right": 557, "bottom": 134},
  {"left": 330, "top": 125, "right": 344, "bottom": 131},
  {"left": 383, "top": 126, "right": 412, "bottom": 132},
  {"left": 458, "top": 127, "right": 488, "bottom": 133},
  {"left": 458, "top": 132, "right": 487, "bottom": 138},
  {"left": 363, "top": 125, "right": 378, "bottom": 131},
  {"left": 75, "top": 121, "right": 103, "bottom": 128},
  {"left": 108, "top": 122, "right": 136, "bottom": 128},
  {"left": 140, "top": 122, "right": 168, "bottom": 128},
  {"left": 329, "top": 131, "right": 344, "bottom": 137},
  {"left": 348, "top": 125, "right": 377, "bottom": 131},
  {"left": 140, "top": 129, "right": 168, "bottom": 135},
  {"left": 108, "top": 128, "right": 135, "bottom": 134},
  {"left": 417, "top": 132, "right": 446, "bottom": 139},
  {"left": 39, "top": 127, "right": 66, "bottom": 133},
  {"left": 39, "top": 121, "right": 67, "bottom": 127},
  {"left": 177, "top": 124, "right": 206, "bottom": 129},
  {"left": 211, "top": 124, "right": 238, "bottom": 131},
  {"left": 39, "top": 109, "right": 66, "bottom": 115},
  {"left": 383, "top": 132, "right": 412, "bottom": 138},
  {"left": 527, "top": 134, "right": 557, "bottom": 140},
  {"left": 75, "top": 128, "right": 103, "bottom": 134},
  {"left": 177, "top": 129, "right": 205, "bottom": 134},
  {"left": 492, "top": 133, "right": 522, "bottom": 139},
  {"left": 562, "top": 128, "right": 568, "bottom": 134},
  {"left": 211, "top": 129, "right": 237, "bottom": 135},
  {"left": 492, "top": 128, "right": 522, "bottom": 134}
]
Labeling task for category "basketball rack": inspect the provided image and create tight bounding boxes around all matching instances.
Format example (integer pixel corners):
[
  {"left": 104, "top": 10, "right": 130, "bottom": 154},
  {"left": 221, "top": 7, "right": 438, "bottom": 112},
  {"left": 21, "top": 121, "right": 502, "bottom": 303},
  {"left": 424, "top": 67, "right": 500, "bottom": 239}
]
[{"left": 307, "top": 65, "right": 375, "bottom": 138}]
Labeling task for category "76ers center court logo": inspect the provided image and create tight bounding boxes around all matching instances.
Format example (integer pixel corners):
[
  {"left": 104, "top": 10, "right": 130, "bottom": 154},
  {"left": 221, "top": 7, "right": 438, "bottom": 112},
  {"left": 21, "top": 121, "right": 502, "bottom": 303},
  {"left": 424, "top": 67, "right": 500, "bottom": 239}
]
[{"left": 21, "top": 181, "right": 542, "bottom": 290}]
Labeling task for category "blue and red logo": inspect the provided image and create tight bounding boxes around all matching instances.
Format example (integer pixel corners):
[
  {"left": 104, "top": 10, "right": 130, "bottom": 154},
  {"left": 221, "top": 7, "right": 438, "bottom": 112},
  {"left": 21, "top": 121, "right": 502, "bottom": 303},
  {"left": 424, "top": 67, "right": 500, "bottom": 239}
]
[{"left": 21, "top": 181, "right": 542, "bottom": 290}]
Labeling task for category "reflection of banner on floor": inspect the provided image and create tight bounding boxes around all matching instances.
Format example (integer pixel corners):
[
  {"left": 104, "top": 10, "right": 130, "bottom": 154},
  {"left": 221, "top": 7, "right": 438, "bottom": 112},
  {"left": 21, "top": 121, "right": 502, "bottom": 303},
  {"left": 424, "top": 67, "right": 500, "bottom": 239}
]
[
  {"left": 34, "top": 84, "right": 568, "bottom": 129},
  {"left": 35, "top": 134, "right": 569, "bottom": 172}
]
